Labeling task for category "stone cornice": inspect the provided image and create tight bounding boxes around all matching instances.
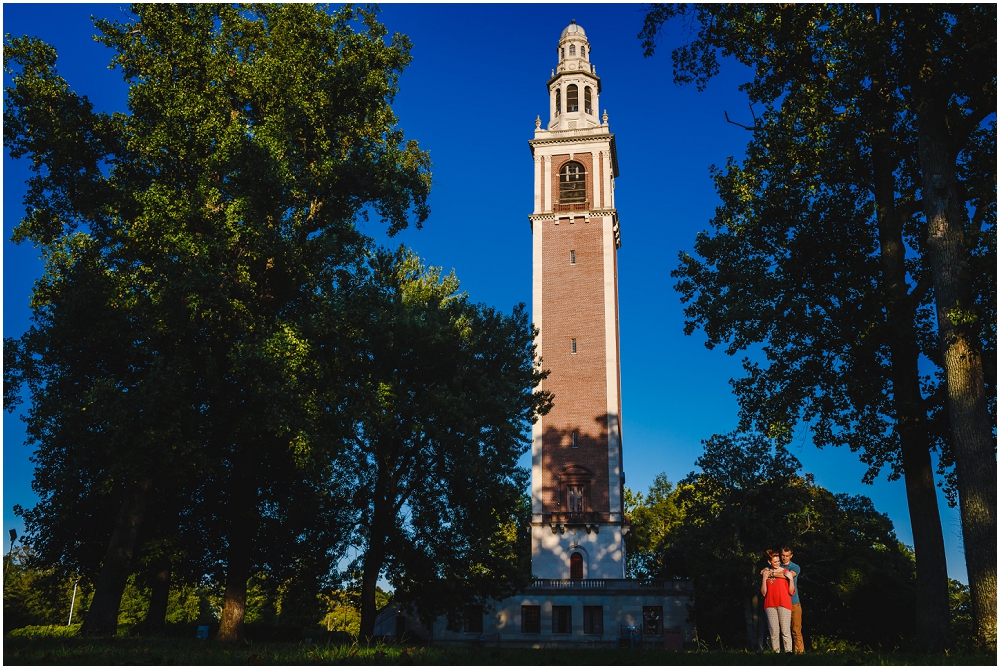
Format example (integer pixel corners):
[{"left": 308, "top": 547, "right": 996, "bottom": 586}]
[
  {"left": 528, "top": 208, "right": 618, "bottom": 222},
  {"left": 530, "top": 130, "right": 612, "bottom": 147},
  {"left": 528, "top": 209, "right": 621, "bottom": 248},
  {"left": 529, "top": 133, "right": 619, "bottom": 179}
]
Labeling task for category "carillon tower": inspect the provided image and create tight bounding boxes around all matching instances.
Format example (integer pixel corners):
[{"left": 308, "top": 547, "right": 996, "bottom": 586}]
[
  {"left": 529, "top": 20, "right": 625, "bottom": 580},
  {"left": 375, "top": 22, "right": 695, "bottom": 644}
]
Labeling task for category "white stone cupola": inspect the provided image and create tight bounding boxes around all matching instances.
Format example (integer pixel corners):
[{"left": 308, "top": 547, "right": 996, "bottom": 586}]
[{"left": 547, "top": 20, "right": 602, "bottom": 131}]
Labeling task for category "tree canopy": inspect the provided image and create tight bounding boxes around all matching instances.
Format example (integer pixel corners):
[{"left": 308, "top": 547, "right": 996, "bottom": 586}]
[
  {"left": 639, "top": 3, "right": 996, "bottom": 650},
  {"left": 4, "top": 4, "right": 545, "bottom": 642},
  {"left": 339, "top": 248, "right": 549, "bottom": 636},
  {"left": 627, "top": 433, "right": 918, "bottom": 651}
]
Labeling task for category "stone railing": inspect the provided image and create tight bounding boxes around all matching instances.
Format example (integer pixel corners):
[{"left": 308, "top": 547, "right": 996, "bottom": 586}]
[{"left": 528, "top": 578, "right": 691, "bottom": 591}]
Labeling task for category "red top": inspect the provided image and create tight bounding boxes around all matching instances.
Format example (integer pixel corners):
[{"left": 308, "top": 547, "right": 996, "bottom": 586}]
[{"left": 764, "top": 571, "right": 792, "bottom": 610}]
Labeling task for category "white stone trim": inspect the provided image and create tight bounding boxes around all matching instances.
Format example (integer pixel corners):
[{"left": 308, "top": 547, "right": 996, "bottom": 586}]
[
  {"left": 533, "top": 156, "right": 542, "bottom": 213},
  {"left": 543, "top": 155, "right": 552, "bottom": 213},
  {"left": 531, "top": 190, "right": 544, "bottom": 516},
  {"left": 531, "top": 522, "right": 624, "bottom": 579},
  {"left": 602, "top": 215, "right": 622, "bottom": 521}
]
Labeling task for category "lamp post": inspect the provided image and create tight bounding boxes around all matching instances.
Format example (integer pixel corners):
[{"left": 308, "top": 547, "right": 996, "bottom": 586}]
[{"left": 68, "top": 577, "right": 81, "bottom": 626}]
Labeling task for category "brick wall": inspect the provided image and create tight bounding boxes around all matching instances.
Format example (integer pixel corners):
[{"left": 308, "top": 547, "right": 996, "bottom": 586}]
[{"left": 540, "top": 209, "right": 611, "bottom": 514}]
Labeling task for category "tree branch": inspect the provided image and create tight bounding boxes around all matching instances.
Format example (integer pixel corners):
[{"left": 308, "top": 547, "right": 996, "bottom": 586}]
[{"left": 724, "top": 103, "right": 761, "bottom": 132}]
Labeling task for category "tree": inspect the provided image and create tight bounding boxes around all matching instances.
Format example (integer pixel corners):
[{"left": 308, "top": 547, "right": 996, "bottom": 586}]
[
  {"left": 628, "top": 434, "right": 918, "bottom": 650},
  {"left": 623, "top": 474, "right": 683, "bottom": 579},
  {"left": 4, "top": 3, "right": 431, "bottom": 639},
  {"left": 3, "top": 545, "right": 93, "bottom": 632},
  {"left": 337, "top": 248, "right": 550, "bottom": 638},
  {"left": 639, "top": 4, "right": 995, "bottom": 649},
  {"left": 895, "top": 8, "right": 997, "bottom": 649}
]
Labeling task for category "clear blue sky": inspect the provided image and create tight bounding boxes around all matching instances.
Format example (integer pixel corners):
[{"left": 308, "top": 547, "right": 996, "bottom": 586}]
[{"left": 2, "top": 3, "right": 967, "bottom": 582}]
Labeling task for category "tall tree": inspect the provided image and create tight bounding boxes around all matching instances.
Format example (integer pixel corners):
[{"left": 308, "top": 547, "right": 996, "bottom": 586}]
[
  {"left": 640, "top": 4, "right": 995, "bottom": 649},
  {"left": 895, "top": 7, "right": 997, "bottom": 649},
  {"left": 4, "top": 3, "right": 431, "bottom": 639},
  {"left": 338, "top": 248, "right": 550, "bottom": 638}
]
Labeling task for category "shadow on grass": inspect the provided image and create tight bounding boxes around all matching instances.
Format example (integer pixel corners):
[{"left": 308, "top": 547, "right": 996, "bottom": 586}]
[{"left": 3, "top": 633, "right": 996, "bottom": 666}]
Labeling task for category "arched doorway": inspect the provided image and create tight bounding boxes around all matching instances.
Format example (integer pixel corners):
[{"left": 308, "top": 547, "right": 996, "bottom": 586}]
[{"left": 570, "top": 552, "right": 584, "bottom": 580}]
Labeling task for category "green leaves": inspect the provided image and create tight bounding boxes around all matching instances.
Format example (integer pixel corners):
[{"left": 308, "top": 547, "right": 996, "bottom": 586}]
[
  {"left": 6, "top": 4, "right": 434, "bottom": 635},
  {"left": 627, "top": 433, "right": 918, "bottom": 649},
  {"left": 338, "top": 248, "right": 547, "bottom": 632}
]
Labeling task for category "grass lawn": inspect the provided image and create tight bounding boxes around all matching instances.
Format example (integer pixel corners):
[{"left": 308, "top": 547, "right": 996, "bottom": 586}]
[{"left": 3, "top": 635, "right": 996, "bottom": 666}]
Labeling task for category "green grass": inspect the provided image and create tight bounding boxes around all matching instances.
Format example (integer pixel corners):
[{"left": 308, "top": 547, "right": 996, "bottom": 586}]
[{"left": 3, "top": 634, "right": 995, "bottom": 665}]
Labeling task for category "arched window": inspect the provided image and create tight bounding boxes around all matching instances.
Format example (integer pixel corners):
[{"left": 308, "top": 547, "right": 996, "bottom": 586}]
[
  {"left": 555, "top": 89, "right": 561, "bottom": 116},
  {"left": 570, "top": 553, "right": 584, "bottom": 580},
  {"left": 569, "top": 44, "right": 576, "bottom": 56},
  {"left": 561, "top": 47, "right": 565, "bottom": 59},
  {"left": 559, "top": 162, "right": 586, "bottom": 203},
  {"left": 581, "top": 46, "right": 587, "bottom": 59},
  {"left": 584, "top": 87, "right": 593, "bottom": 115},
  {"left": 566, "top": 84, "right": 579, "bottom": 112}
]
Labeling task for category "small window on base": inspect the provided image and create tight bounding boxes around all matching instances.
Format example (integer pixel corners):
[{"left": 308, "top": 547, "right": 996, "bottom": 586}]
[
  {"left": 570, "top": 250, "right": 576, "bottom": 264},
  {"left": 463, "top": 605, "right": 484, "bottom": 633},
  {"left": 643, "top": 606, "right": 664, "bottom": 635},
  {"left": 571, "top": 338, "right": 577, "bottom": 354},
  {"left": 552, "top": 606, "right": 572, "bottom": 633},
  {"left": 521, "top": 605, "right": 541, "bottom": 634},
  {"left": 584, "top": 606, "right": 603, "bottom": 634}
]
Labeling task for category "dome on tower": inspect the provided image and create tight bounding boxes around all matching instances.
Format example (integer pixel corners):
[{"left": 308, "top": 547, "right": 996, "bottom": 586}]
[{"left": 560, "top": 20, "right": 586, "bottom": 39}]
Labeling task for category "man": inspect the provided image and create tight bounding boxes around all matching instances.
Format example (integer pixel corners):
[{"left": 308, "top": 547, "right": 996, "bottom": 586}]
[{"left": 780, "top": 546, "right": 803, "bottom": 653}]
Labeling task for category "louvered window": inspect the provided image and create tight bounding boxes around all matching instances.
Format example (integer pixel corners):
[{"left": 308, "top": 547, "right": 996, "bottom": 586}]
[
  {"left": 559, "top": 162, "right": 586, "bottom": 202},
  {"left": 566, "top": 84, "right": 579, "bottom": 112}
]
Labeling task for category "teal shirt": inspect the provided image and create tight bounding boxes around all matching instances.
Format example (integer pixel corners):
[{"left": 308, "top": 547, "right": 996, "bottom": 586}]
[{"left": 784, "top": 560, "right": 801, "bottom": 606}]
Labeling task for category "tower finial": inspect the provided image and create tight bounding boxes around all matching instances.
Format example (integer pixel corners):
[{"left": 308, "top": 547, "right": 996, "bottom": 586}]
[
  {"left": 602, "top": 109, "right": 609, "bottom": 124},
  {"left": 571, "top": 18, "right": 576, "bottom": 24},
  {"left": 535, "top": 115, "right": 541, "bottom": 129}
]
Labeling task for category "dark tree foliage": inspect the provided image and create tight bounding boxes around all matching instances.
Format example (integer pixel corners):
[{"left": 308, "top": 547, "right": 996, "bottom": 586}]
[
  {"left": 338, "top": 248, "right": 550, "bottom": 637},
  {"left": 628, "top": 433, "right": 916, "bottom": 651},
  {"left": 4, "top": 3, "right": 430, "bottom": 640},
  {"left": 639, "top": 3, "right": 995, "bottom": 650}
]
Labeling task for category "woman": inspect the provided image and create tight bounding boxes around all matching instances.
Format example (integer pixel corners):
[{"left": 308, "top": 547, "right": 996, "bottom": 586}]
[{"left": 760, "top": 549, "right": 795, "bottom": 653}]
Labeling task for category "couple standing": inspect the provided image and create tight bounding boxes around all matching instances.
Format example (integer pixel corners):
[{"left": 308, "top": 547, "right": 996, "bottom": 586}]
[{"left": 759, "top": 546, "right": 803, "bottom": 654}]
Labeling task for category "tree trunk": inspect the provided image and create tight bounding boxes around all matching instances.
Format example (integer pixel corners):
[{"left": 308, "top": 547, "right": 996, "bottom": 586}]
[
  {"left": 140, "top": 558, "right": 172, "bottom": 634},
  {"left": 916, "top": 111, "right": 997, "bottom": 650},
  {"left": 872, "top": 135, "right": 952, "bottom": 651},
  {"left": 216, "top": 457, "right": 258, "bottom": 643},
  {"left": 359, "top": 464, "right": 393, "bottom": 639},
  {"left": 79, "top": 478, "right": 152, "bottom": 637},
  {"left": 743, "top": 590, "right": 766, "bottom": 651},
  {"left": 216, "top": 490, "right": 255, "bottom": 642}
]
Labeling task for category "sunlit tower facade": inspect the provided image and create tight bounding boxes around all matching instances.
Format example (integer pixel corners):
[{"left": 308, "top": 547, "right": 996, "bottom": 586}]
[{"left": 528, "top": 20, "right": 626, "bottom": 580}]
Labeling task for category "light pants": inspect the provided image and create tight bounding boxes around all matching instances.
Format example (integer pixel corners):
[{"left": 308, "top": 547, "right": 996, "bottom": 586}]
[{"left": 765, "top": 606, "right": 792, "bottom": 653}]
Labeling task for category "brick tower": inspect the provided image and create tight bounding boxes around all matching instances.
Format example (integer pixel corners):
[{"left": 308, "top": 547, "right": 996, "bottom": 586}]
[
  {"left": 373, "top": 22, "right": 695, "bottom": 643},
  {"left": 529, "top": 20, "right": 625, "bottom": 580}
]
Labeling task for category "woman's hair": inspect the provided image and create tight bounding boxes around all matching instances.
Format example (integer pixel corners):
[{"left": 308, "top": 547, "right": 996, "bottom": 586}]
[{"left": 765, "top": 549, "right": 780, "bottom": 561}]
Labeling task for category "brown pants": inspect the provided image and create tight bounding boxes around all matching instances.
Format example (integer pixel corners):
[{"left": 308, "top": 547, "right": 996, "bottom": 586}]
[{"left": 791, "top": 603, "right": 804, "bottom": 653}]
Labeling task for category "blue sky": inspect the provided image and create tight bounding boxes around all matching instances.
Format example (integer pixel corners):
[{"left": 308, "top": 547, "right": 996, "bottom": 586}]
[{"left": 3, "top": 3, "right": 967, "bottom": 582}]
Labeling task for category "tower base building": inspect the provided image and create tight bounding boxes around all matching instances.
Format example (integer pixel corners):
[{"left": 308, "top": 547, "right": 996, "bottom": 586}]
[{"left": 374, "top": 21, "right": 694, "bottom": 648}]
